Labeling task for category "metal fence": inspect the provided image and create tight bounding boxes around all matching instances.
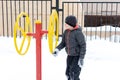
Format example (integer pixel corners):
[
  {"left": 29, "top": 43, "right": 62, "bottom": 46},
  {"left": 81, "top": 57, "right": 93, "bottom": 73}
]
[
  {"left": 0, "top": 0, "right": 120, "bottom": 42},
  {"left": 0, "top": 0, "right": 52, "bottom": 37},
  {"left": 62, "top": 2, "right": 120, "bottom": 42}
]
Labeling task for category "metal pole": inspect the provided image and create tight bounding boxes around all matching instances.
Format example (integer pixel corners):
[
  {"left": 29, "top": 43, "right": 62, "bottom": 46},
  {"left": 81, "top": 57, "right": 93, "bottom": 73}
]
[
  {"left": 27, "top": 21, "right": 48, "bottom": 80},
  {"left": 35, "top": 22, "right": 42, "bottom": 80}
]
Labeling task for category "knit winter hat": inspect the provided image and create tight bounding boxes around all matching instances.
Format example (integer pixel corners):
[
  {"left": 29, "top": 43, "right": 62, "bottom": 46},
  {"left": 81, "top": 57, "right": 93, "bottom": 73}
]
[{"left": 65, "top": 15, "right": 77, "bottom": 27}]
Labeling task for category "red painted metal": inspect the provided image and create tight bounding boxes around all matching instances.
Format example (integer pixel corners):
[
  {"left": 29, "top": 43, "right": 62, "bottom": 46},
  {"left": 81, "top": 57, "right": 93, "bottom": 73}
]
[{"left": 27, "top": 22, "right": 48, "bottom": 80}]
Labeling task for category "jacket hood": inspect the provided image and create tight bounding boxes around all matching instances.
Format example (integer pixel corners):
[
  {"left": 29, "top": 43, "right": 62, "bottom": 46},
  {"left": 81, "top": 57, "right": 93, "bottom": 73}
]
[
  {"left": 66, "top": 25, "right": 82, "bottom": 32},
  {"left": 71, "top": 25, "right": 82, "bottom": 31}
]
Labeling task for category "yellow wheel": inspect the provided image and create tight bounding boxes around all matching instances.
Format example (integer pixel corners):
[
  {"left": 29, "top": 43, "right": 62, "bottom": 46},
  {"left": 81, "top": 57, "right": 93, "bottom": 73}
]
[
  {"left": 48, "top": 10, "right": 59, "bottom": 53},
  {"left": 13, "top": 12, "right": 32, "bottom": 55}
]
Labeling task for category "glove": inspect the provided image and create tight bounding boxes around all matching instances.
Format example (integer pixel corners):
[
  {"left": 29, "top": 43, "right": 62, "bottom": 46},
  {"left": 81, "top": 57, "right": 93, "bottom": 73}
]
[
  {"left": 52, "top": 48, "right": 59, "bottom": 56},
  {"left": 78, "top": 58, "right": 84, "bottom": 67}
]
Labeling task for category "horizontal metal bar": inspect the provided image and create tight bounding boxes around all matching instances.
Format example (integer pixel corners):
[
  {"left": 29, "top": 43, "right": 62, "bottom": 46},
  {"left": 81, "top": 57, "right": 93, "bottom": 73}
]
[
  {"left": 51, "top": 7, "right": 56, "bottom": 9},
  {"left": 2, "top": 0, "right": 51, "bottom": 1},
  {"left": 58, "top": 9, "right": 63, "bottom": 11},
  {"left": 63, "top": 2, "right": 120, "bottom": 3}
]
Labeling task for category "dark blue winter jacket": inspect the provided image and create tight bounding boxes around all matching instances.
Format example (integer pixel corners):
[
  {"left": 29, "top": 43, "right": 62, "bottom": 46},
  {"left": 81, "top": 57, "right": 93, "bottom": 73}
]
[{"left": 56, "top": 26, "right": 86, "bottom": 59}]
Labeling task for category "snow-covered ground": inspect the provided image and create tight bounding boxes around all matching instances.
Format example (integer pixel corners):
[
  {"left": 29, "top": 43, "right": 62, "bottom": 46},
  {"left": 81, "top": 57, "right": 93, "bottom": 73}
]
[
  {"left": 0, "top": 36, "right": 120, "bottom": 80},
  {"left": 84, "top": 25, "right": 120, "bottom": 31},
  {"left": 84, "top": 26, "right": 120, "bottom": 43}
]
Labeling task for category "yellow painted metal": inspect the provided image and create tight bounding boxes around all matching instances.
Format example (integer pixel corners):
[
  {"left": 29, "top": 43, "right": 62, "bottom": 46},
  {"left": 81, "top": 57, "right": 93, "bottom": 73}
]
[
  {"left": 48, "top": 10, "right": 59, "bottom": 53},
  {"left": 14, "top": 10, "right": 59, "bottom": 55},
  {"left": 13, "top": 12, "right": 32, "bottom": 55},
  {"left": 35, "top": 20, "right": 41, "bottom": 24}
]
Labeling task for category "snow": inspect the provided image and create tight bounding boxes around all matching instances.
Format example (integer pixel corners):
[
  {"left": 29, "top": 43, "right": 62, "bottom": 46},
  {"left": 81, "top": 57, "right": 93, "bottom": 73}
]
[
  {"left": 84, "top": 25, "right": 120, "bottom": 31},
  {"left": 0, "top": 36, "right": 120, "bottom": 80},
  {"left": 84, "top": 26, "right": 120, "bottom": 42}
]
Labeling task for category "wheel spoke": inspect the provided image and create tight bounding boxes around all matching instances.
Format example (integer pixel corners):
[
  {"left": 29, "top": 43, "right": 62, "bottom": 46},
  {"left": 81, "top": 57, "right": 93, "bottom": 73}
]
[
  {"left": 19, "top": 36, "right": 26, "bottom": 52},
  {"left": 13, "top": 12, "right": 32, "bottom": 55}
]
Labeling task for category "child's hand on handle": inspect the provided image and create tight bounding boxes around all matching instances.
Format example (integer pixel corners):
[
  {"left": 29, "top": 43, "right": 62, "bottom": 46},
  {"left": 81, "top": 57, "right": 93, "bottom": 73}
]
[{"left": 52, "top": 48, "right": 59, "bottom": 57}]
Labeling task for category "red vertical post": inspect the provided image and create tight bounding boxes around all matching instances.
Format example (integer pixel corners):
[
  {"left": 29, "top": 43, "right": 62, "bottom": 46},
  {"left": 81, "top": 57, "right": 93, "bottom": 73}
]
[
  {"left": 35, "top": 22, "right": 42, "bottom": 80},
  {"left": 35, "top": 21, "right": 48, "bottom": 80},
  {"left": 27, "top": 20, "right": 48, "bottom": 80}
]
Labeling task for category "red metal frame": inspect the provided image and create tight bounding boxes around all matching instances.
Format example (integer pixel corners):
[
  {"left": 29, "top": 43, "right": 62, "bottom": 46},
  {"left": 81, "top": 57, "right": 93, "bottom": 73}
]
[{"left": 27, "top": 22, "right": 48, "bottom": 80}]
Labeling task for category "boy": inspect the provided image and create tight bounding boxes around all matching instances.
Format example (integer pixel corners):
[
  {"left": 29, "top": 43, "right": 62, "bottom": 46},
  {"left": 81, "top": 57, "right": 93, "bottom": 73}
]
[{"left": 53, "top": 15, "right": 86, "bottom": 80}]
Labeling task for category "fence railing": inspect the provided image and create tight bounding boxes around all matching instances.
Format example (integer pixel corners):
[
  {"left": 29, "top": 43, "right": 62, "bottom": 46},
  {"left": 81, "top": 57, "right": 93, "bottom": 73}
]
[
  {"left": 0, "top": 0, "right": 120, "bottom": 42},
  {"left": 0, "top": 0, "right": 52, "bottom": 37},
  {"left": 62, "top": 2, "right": 120, "bottom": 42}
]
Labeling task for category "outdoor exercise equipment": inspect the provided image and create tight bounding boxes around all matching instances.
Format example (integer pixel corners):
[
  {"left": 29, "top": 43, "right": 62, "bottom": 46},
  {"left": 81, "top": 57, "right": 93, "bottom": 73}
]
[
  {"left": 13, "top": 10, "right": 59, "bottom": 80},
  {"left": 48, "top": 10, "right": 59, "bottom": 53},
  {"left": 13, "top": 12, "right": 32, "bottom": 55}
]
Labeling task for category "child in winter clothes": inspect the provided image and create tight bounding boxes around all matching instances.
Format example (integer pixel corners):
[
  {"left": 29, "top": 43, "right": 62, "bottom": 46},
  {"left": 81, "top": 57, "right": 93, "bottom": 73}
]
[{"left": 53, "top": 15, "right": 86, "bottom": 80}]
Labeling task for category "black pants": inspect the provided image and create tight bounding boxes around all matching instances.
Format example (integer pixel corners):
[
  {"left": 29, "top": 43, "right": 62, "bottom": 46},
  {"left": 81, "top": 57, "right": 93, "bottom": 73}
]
[{"left": 66, "top": 55, "right": 81, "bottom": 80}]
